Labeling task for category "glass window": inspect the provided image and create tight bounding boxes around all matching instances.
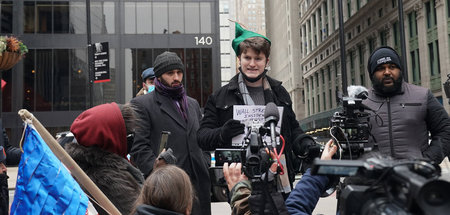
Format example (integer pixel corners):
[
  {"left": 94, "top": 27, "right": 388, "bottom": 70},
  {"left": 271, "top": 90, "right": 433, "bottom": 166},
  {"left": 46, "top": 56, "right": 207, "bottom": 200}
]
[
  {"left": 200, "top": 2, "right": 212, "bottom": 34},
  {"left": 23, "top": 50, "right": 35, "bottom": 110},
  {"left": 0, "top": 1, "right": 12, "bottom": 33},
  {"left": 137, "top": 2, "right": 152, "bottom": 34},
  {"left": 169, "top": 2, "right": 183, "bottom": 34},
  {"left": 53, "top": 49, "right": 70, "bottom": 110},
  {"left": 24, "top": 2, "right": 35, "bottom": 33},
  {"left": 201, "top": 48, "right": 213, "bottom": 106},
  {"left": 124, "top": 2, "right": 136, "bottom": 34},
  {"left": 185, "top": 3, "right": 200, "bottom": 34},
  {"left": 153, "top": 2, "right": 168, "bottom": 34},
  {"left": 136, "top": 49, "right": 153, "bottom": 93},
  {"left": 53, "top": 2, "right": 70, "bottom": 33},
  {"left": 70, "top": 49, "right": 88, "bottom": 110},
  {"left": 35, "top": 49, "right": 53, "bottom": 111},
  {"left": 91, "top": 2, "right": 115, "bottom": 34},
  {"left": 69, "top": 2, "right": 86, "bottom": 34},
  {"left": 37, "top": 2, "right": 52, "bottom": 33},
  {"left": 186, "top": 48, "right": 201, "bottom": 102},
  {"left": 125, "top": 49, "right": 135, "bottom": 95}
]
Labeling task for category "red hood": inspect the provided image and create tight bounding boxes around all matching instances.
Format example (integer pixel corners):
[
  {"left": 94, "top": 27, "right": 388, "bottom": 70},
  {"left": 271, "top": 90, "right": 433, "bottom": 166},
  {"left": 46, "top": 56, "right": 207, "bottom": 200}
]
[{"left": 70, "top": 102, "right": 127, "bottom": 158}]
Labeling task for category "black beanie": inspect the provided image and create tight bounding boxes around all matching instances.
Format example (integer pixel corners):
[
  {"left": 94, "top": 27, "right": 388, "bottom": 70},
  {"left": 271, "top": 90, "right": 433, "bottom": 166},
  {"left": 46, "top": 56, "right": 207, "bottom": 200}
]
[
  {"left": 367, "top": 46, "right": 402, "bottom": 77},
  {"left": 153, "top": 51, "right": 184, "bottom": 77}
]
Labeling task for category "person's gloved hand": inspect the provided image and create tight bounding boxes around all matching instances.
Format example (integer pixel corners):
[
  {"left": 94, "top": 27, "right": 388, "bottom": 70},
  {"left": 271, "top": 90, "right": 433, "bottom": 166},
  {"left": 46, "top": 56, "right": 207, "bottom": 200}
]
[
  {"left": 292, "top": 134, "right": 321, "bottom": 173},
  {"left": 220, "top": 119, "right": 245, "bottom": 144},
  {"left": 293, "top": 134, "right": 321, "bottom": 159}
]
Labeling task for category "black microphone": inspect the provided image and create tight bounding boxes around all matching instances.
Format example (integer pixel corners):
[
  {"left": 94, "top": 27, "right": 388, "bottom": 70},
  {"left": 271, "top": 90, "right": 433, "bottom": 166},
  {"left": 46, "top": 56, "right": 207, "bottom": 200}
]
[{"left": 264, "top": 102, "right": 279, "bottom": 148}]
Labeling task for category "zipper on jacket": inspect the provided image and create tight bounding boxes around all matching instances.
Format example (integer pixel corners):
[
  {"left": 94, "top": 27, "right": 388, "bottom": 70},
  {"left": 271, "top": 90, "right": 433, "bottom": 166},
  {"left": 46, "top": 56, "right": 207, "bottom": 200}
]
[{"left": 387, "top": 97, "right": 395, "bottom": 157}]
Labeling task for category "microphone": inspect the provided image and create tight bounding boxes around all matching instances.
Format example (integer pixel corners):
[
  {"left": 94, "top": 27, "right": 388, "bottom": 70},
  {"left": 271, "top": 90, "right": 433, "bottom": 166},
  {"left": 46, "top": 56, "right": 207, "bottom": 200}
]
[
  {"left": 264, "top": 102, "right": 280, "bottom": 148},
  {"left": 347, "top": 85, "right": 369, "bottom": 100}
]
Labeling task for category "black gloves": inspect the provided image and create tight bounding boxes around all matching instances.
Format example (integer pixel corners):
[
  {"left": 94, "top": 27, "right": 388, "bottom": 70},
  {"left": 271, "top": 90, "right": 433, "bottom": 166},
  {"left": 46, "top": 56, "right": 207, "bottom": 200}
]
[
  {"left": 293, "top": 134, "right": 321, "bottom": 159},
  {"left": 292, "top": 134, "right": 321, "bottom": 173},
  {"left": 220, "top": 119, "right": 245, "bottom": 144}
]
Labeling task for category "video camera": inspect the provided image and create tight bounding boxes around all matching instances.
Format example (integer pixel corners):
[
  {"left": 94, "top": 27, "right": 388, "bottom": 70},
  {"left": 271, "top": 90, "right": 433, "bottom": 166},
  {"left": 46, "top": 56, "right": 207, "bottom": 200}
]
[
  {"left": 330, "top": 86, "right": 372, "bottom": 160},
  {"left": 215, "top": 103, "right": 280, "bottom": 180},
  {"left": 312, "top": 157, "right": 450, "bottom": 215}
]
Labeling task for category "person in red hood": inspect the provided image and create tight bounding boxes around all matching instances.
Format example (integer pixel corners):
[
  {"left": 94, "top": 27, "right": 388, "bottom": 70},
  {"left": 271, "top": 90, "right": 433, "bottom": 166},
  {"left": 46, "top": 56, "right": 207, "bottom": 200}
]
[{"left": 66, "top": 102, "right": 144, "bottom": 215}]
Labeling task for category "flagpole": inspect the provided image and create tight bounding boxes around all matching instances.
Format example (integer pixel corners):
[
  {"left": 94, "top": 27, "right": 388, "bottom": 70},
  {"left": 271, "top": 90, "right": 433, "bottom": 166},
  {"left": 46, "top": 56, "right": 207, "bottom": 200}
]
[{"left": 18, "top": 109, "right": 121, "bottom": 215}]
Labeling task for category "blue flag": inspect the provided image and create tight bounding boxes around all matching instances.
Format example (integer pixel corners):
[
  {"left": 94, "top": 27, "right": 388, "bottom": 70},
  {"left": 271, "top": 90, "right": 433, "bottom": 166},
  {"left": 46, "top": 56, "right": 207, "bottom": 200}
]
[{"left": 10, "top": 125, "right": 89, "bottom": 214}]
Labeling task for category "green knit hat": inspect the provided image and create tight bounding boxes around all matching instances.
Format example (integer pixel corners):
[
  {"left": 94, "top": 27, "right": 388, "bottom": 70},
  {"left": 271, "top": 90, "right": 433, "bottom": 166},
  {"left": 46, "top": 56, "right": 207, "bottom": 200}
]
[{"left": 231, "top": 22, "right": 271, "bottom": 56}]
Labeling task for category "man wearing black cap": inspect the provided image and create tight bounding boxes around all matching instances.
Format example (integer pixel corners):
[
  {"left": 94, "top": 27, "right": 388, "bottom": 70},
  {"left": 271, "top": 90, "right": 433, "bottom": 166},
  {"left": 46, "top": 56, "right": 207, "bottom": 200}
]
[
  {"left": 130, "top": 51, "right": 211, "bottom": 215},
  {"left": 364, "top": 46, "right": 450, "bottom": 164}
]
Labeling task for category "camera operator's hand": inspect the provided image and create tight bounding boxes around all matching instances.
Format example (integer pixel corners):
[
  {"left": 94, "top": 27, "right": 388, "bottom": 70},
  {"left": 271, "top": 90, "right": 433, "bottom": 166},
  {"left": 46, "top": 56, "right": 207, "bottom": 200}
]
[
  {"left": 220, "top": 119, "right": 245, "bottom": 144},
  {"left": 321, "top": 139, "right": 337, "bottom": 160},
  {"left": 223, "top": 162, "right": 248, "bottom": 191}
]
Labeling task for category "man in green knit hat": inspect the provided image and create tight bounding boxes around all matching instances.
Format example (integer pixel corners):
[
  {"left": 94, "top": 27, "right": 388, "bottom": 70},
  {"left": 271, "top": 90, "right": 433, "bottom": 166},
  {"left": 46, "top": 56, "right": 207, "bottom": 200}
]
[{"left": 198, "top": 23, "right": 317, "bottom": 198}]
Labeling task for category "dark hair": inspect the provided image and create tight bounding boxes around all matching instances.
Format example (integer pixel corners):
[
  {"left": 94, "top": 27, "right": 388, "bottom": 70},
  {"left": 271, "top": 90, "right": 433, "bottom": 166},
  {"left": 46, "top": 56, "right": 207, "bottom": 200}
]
[
  {"left": 131, "top": 165, "right": 194, "bottom": 214},
  {"left": 238, "top": 37, "right": 271, "bottom": 58}
]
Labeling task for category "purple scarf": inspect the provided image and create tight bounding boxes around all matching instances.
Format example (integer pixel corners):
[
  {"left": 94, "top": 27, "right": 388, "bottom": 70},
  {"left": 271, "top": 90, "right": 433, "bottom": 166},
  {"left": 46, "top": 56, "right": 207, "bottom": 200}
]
[{"left": 155, "top": 78, "right": 189, "bottom": 121}]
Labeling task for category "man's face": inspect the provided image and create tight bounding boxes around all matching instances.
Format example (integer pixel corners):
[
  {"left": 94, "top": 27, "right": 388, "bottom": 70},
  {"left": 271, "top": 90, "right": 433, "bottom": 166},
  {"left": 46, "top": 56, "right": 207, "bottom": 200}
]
[
  {"left": 159, "top": 69, "right": 183, "bottom": 88},
  {"left": 143, "top": 78, "right": 155, "bottom": 90},
  {"left": 239, "top": 48, "right": 268, "bottom": 79},
  {"left": 372, "top": 63, "right": 402, "bottom": 93}
]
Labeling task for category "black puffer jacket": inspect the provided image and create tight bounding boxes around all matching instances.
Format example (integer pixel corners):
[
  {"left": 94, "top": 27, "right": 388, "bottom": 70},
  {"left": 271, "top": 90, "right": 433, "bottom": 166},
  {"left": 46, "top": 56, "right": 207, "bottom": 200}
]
[
  {"left": 65, "top": 142, "right": 144, "bottom": 215},
  {"left": 198, "top": 74, "right": 305, "bottom": 184}
]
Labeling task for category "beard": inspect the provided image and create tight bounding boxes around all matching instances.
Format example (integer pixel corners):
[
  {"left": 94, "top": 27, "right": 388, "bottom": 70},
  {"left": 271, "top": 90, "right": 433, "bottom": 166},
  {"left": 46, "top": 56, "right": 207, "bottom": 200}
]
[
  {"left": 372, "top": 73, "right": 403, "bottom": 95},
  {"left": 159, "top": 77, "right": 181, "bottom": 88}
]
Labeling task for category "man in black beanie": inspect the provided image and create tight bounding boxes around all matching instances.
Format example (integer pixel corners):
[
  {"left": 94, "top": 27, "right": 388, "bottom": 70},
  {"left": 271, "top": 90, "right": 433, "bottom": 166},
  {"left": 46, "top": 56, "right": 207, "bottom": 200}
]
[
  {"left": 363, "top": 46, "right": 450, "bottom": 164},
  {"left": 130, "top": 51, "right": 211, "bottom": 215}
]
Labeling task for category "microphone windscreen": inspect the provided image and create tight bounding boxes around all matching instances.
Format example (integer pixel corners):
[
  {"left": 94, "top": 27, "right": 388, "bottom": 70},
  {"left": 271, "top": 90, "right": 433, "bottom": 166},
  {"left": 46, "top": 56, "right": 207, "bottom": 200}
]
[
  {"left": 264, "top": 102, "right": 279, "bottom": 122},
  {"left": 347, "top": 85, "right": 369, "bottom": 99}
]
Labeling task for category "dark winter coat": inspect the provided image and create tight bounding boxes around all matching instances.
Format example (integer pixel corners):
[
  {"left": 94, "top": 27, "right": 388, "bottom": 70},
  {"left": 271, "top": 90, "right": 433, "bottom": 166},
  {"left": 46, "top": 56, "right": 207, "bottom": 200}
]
[
  {"left": 65, "top": 142, "right": 144, "bottom": 215},
  {"left": 0, "top": 173, "right": 8, "bottom": 215},
  {"left": 197, "top": 74, "right": 305, "bottom": 184},
  {"left": 133, "top": 204, "right": 183, "bottom": 215},
  {"left": 363, "top": 82, "right": 450, "bottom": 163},
  {"left": 285, "top": 169, "right": 329, "bottom": 215},
  {"left": 2, "top": 128, "right": 21, "bottom": 166},
  {"left": 130, "top": 90, "right": 211, "bottom": 215}
]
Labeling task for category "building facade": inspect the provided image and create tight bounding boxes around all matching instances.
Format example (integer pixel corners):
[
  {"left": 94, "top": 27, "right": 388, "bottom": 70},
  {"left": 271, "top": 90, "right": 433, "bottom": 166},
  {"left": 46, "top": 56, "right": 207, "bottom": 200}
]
[
  {"left": 265, "top": 0, "right": 305, "bottom": 121},
  {"left": 1, "top": 0, "right": 220, "bottom": 145},
  {"left": 295, "top": 0, "right": 450, "bottom": 131}
]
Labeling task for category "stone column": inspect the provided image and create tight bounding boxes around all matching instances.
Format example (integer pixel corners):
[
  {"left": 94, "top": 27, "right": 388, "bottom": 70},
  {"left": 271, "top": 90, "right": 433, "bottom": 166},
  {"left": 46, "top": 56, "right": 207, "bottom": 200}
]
[
  {"left": 415, "top": 2, "right": 431, "bottom": 89},
  {"left": 435, "top": 0, "right": 450, "bottom": 111}
]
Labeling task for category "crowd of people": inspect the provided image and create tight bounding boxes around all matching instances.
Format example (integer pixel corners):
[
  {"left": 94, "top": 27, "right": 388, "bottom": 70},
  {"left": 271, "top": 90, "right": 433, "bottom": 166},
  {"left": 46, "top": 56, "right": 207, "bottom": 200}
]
[{"left": 2, "top": 22, "right": 450, "bottom": 215}]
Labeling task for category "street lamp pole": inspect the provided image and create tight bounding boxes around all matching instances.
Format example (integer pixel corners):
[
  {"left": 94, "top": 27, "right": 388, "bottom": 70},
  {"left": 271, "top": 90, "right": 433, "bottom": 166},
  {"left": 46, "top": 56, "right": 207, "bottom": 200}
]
[
  {"left": 398, "top": 0, "right": 408, "bottom": 82},
  {"left": 86, "top": 0, "right": 94, "bottom": 108},
  {"left": 337, "top": 0, "right": 347, "bottom": 96}
]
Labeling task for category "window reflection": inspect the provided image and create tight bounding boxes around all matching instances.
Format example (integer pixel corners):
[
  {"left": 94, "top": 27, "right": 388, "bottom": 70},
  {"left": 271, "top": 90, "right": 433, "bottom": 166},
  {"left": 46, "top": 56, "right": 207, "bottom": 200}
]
[
  {"left": 137, "top": 3, "right": 152, "bottom": 34},
  {"left": 124, "top": 2, "right": 136, "bottom": 34},
  {"left": 200, "top": 2, "right": 212, "bottom": 34},
  {"left": 37, "top": 2, "right": 52, "bottom": 33},
  {"left": 91, "top": 2, "right": 115, "bottom": 34},
  {"left": 35, "top": 49, "right": 53, "bottom": 111},
  {"left": 53, "top": 49, "right": 69, "bottom": 110},
  {"left": 201, "top": 48, "right": 213, "bottom": 106},
  {"left": 23, "top": 50, "right": 35, "bottom": 110},
  {"left": 24, "top": 2, "right": 35, "bottom": 33},
  {"left": 53, "top": 2, "right": 70, "bottom": 33},
  {"left": 184, "top": 3, "right": 200, "bottom": 34},
  {"left": 70, "top": 49, "right": 88, "bottom": 110},
  {"left": 0, "top": 1, "right": 12, "bottom": 33},
  {"left": 169, "top": 3, "right": 183, "bottom": 34},
  {"left": 153, "top": 2, "right": 168, "bottom": 34},
  {"left": 69, "top": 2, "right": 86, "bottom": 34}
]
